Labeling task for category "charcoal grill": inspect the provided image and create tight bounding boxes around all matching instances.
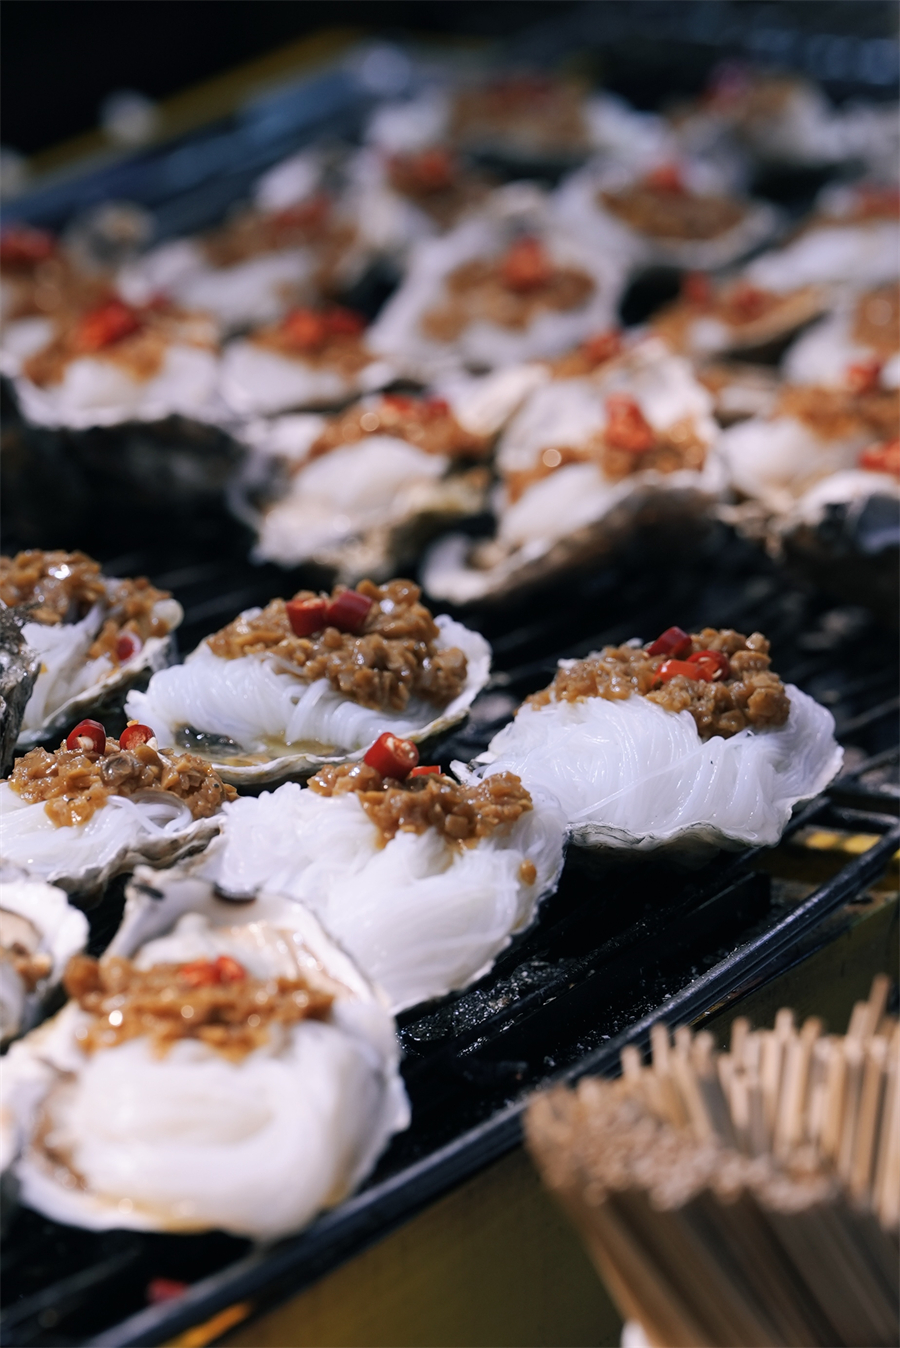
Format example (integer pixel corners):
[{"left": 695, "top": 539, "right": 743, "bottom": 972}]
[{"left": 1, "top": 7, "right": 898, "bottom": 1343}]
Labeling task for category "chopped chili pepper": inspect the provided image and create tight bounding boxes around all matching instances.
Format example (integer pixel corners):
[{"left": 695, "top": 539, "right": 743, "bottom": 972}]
[
  {"left": 845, "top": 359, "right": 883, "bottom": 395},
  {"left": 0, "top": 225, "right": 56, "bottom": 268},
  {"left": 120, "top": 723, "right": 155, "bottom": 751},
  {"left": 647, "top": 626, "right": 692, "bottom": 659},
  {"left": 604, "top": 395, "right": 655, "bottom": 454},
  {"left": 179, "top": 959, "right": 220, "bottom": 987},
  {"left": 725, "top": 281, "right": 769, "bottom": 321},
  {"left": 381, "top": 393, "right": 417, "bottom": 414},
  {"left": 272, "top": 194, "right": 330, "bottom": 230},
  {"left": 324, "top": 307, "right": 365, "bottom": 337},
  {"left": 214, "top": 954, "right": 246, "bottom": 983},
  {"left": 501, "top": 237, "right": 552, "bottom": 292},
  {"left": 645, "top": 163, "right": 685, "bottom": 194},
  {"left": 326, "top": 589, "right": 373, "bottom": 633},
  {"left": 687, "top": 649, "right": 730, "bottom": 681},
  {"left": 396, "top": 147, "right": 456, "bottom": 191},
  {"left": 859, "top": 438, "right": 900, "bottom": 477},
  {"left": 857, "top": 186, "right": 900, "bottom": 220},
  {"left": 73, "top": 300, "right": 141, "bottom": 354},
  {"left": 147, "top": 1279, "right": 188, "bottom": 1305},
  {"left": 581, "top": 329, "right": 622, "bottom": 364},
  {"left": 655, "top": 658, "right": 703, "bottom": 684},
  {"left": 286, "top": 596, "right": 328, "bottom": 637},
  {"left": 681, "top": 272, "right": 712, "bottom": 307},
  {"left": 423, "top": 396, "right": 450, "bottom": 418},
  {"left": 115, "top": 631, "right": 142, "bottom": 662},
  {"left": 280, "top": 309, "right": 328, "bottom": 350},
  {"left": 363, "top": 732, "right": 419, "bottom": 779},
  {"left": 409, "top": 764, "right": 440, "bottom": 777},
  {"left": 65, "top": 719, "right": 106, "bottom": 754}
]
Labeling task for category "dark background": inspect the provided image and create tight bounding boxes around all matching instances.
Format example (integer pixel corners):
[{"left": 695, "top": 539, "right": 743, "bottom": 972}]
[{"left": 2, "top": 0, "right": 898, "bottom": 158}]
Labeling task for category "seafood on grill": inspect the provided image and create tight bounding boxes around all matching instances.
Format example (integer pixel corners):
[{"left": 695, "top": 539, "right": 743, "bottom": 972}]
[
  {"left": 2, "top": 889, "right": 408, "bottom": 1238},
  {"left": 142, "top": 741, "right": 566, "bottom": 1012},
  {"left": 467, "top": 625, "right": 842, "bottom": 855},
  {"left": 1, "top": 550, "right": 183, "bottom": 751},
  {"left": 126, "top": 579, "right": 492, "bottom": 786}
]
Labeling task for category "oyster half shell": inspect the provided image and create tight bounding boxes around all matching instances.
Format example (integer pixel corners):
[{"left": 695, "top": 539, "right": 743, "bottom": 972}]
[
  {"left": 0, "top": 873, "right": 88, "bottom": 1043},
  {"left": 15, "top": 595, "right": 183, "bottom": 752},
  {"left": 0, "top": 609, "right": 40, "bottom": 776}
]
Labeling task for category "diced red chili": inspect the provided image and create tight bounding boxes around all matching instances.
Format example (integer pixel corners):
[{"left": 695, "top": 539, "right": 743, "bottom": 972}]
[
  {"left": 645, "top": 163, "right": 685, "bottom": 194},
  {"left": 147, "top": 1279, "right": 188, "bottom": 1305},
  {"left": 73, "top": 300, "right": 141, "bottom": 353},
  {"left": 655, "top": 658, "right": 702, "bottom": 684},
  {"left": 381, "top": 393, "right": 416, "bottom": 414},
  {"left": 115, "top": 631, "right": 142, "bottom": 662},
  {"left": 604, "top": 395, "right": 655, "bottom": 454},
  {"left": 398, "top": 147, "right": 456, "bottom": 191},
  {"left": 179, "top": 960, "right": 220, "bottom": 987},
  {"left": 726, "top": 281, "right": 769, "bottom": 320},
  {"left": 409, "top": 764, "right": 440, "bottom": 777},
  {"left": 857, "top": 186, "right": 900, "bottom": 220},
  {"left": 281, "top": 309, "right": 328, "bottom": 350},
  {"left": 363, "top": 732, "right": 419, "bottom": 779},
  {"left": 286, "top": 596, "right": 328, "bottom": 637},
  {"left": 501, "top": 237, "right": 552, "bottom": 292},
  {"left": 119, "top": 723, "right": 155, "bottom": 751},
  {"left": 214, "top": 955, "right": 246, "bottom": 983},
  {"left": 423, "top": 396, "right": 450, "bottom": 419},
  {"left": 65, "top": 719, "right": 106, "bottom": 754},
  {"left": 846, "top": 359, "right": 883, "bottom": 395},
  {"left": 324, "top": 307, "right": 365, "bottom": 337},
  {"left": 859, "top": 438, "right": 900, "bottom": 477},
  {"left": 0, "top": 225, "right": 56, "bottom": 267},
  {"left": 326, "top": 589, "right": 373, "bottom": 633},
  {"left": 647, "top": 626, "right": 693, "bottom": 658},
  {"left": 681, "top": 272, "right": 712, "bottom": 307},
  {"left": 272, "top": 194, "right": 330, "bottom": 230},
  {"left": 581, "top": 330, "right": 622, "bottom": 364},
  {"left": 687, "top": 649, "right": 730, "bottom": 681}
]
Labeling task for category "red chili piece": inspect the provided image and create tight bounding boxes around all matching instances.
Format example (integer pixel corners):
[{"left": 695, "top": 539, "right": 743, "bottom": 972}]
[
  {"left": 281, "top": 309, "right": 328, "bottom": 350},
  {"left": 409, "top": 764, "right": 440, "bottom": 777},
  {"left": 115, "top": 631, "right": 142, "bottom": 662},
  {"left": 273, "top": 194, "right": 330, "bottom": 230},
  {"left": 581, "top": 330, "right": 622, "bottom": 364},
  {"left": 326, "top": 590, "right": 373, "bottom": 634},
  {"left": 604, "top": 395, "right": 655, "bottom": 454},
  {"left": 501, "top": 237, "right": 552, "bottom": 292},
  {"left": 656, "top": 658, "right": 701, "bottom": 684},
  {"left": 402, "top": 147, "right": 456, "bottom": 190},
  {"left": 74, "top": 300, "right": 141, "bottom": 354},
  {"left": 381, "top": 393, "right": 416, "bottom": 414},
  {"left": 363, "top": 732, "right": 419, "bottom": 779},
  {"left": 859, "top": 438, "right": 900, "bottom": 477},
  {"left": 286, "top": 596, "right": 328, "bottom": 637},
  {"left": 682, "top": 272, "right": 712, "bottom": 307},
  {"left": 687, "top": 649, "right": 730, "bottom": 681},
  {"left": 726, "top": 281, "right": 769, "bottom": 320},
  {"left": 324, "top": 307, "right": 365, "bottom": 337},
  {"left": 147, "top": 1279, "right": 188, "bottom": 1305},
  {"left": 423, "top": 396, "right": 450, "bottom": 419},
  {"left": 65, "top": 719, "right": 106, "bottom": 754},
  {"left": 0, "top": 225, "right": 56, "bottom": 267},
  {"left": 120, "top": 723, "right": 155, "bottom": 751},
  {"left": 180, "top": 955, "right": 247, "bottom": 987},
  {"left": 846, "top": 359, "right": 883, "bottom": 395},
  {"left": 645, "top": 163, "right": 685, "bottom": 194},
  {"left": 647, "top": 626, "right": 692, "bottom": 658}
]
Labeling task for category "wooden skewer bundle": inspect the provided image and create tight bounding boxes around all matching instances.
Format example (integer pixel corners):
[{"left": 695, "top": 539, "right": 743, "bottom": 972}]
[{"left": 525, "top": 976, "right": 899, "bottom": 1348}]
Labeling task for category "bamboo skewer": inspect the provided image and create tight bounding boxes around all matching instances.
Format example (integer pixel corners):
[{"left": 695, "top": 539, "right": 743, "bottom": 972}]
[{"left": 525, "top": 975, "right": 900, "bottom": 1348}]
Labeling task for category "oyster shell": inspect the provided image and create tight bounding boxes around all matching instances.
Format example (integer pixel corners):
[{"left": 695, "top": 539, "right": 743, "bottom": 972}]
[
  {"left": 0, "top": 609, "right": 39, "bottom": 776},
  {"left": 5, "top": 884, "right": 409, "bottom": 1237},
  {"left": 126, "top": 613, "right": 492, "bottom": 787},
  {"left": 0, "top": 874, "right": 88, "bottom": 1042}
]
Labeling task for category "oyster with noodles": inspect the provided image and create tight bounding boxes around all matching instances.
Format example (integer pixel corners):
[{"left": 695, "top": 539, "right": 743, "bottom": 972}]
[
  {"left": 2, "top": 888, "right": 409, "bottom": 1238},
  {"left": 127, "top": 578, "right": 492, "bottom": 787},
  {"left": 1, "top": 550, "right": 183, "bottom": 752},
  {"left": 0, "top": 719, "right": 233, "bottom": 896}
]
